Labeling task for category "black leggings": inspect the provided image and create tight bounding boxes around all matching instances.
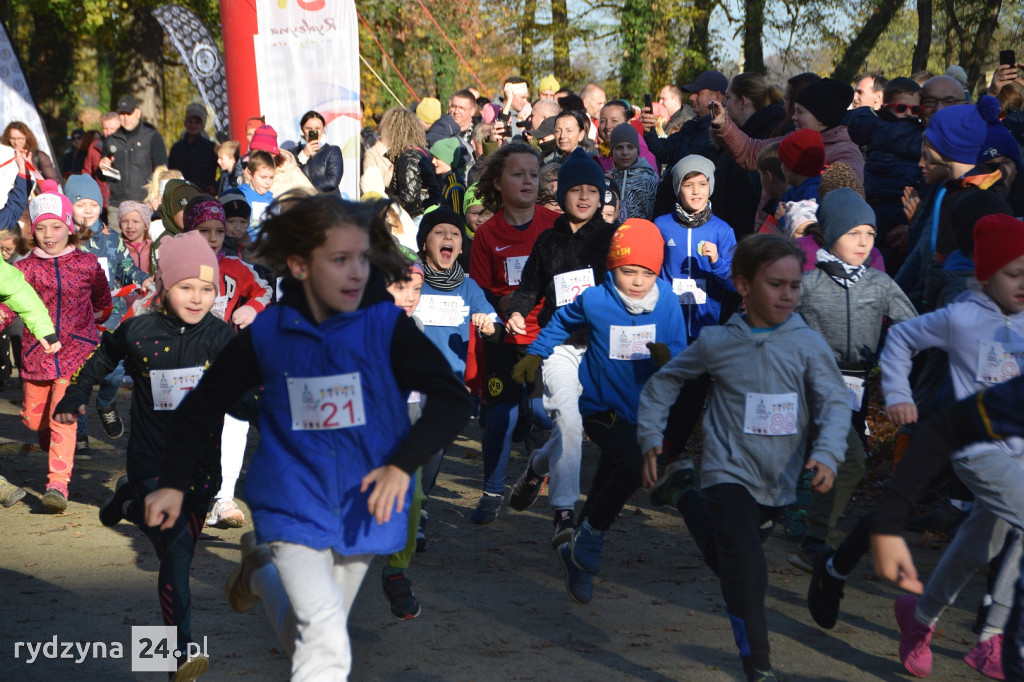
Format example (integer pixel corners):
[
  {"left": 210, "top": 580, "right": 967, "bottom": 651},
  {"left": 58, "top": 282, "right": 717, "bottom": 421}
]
[
  {"left": 678, "top": 483, "right": 782, "bottom": 675},
  {"left": 578, "top": 411, "right": 643, "bottom": 532}
]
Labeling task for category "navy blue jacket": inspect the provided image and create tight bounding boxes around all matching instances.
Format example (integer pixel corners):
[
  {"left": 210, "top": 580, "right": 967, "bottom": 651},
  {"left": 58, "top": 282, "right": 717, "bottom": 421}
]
[{"left": 845, "top": 107, "right": 924, "bottom": 201}]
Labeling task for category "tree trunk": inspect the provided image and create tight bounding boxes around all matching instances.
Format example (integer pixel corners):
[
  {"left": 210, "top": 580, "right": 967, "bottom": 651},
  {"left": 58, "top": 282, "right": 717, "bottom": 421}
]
[
  {"left": 27, "top": 3, "right": 76, "bottom": 149},
  {"left": 121, "top": 7, "right": 164, "bottom": 128},
  {"left": 551, "top": 0, "right": 569, "bottom": 78},
  {"left": 912, "top": 0, "right": 932, "bottom": 73},
  {"left": 960, "top": 0, "right": 1002, "bottom": 95},
  {"left": 619, "top": 0, "right": 655, "bottom": 100},
  {"left": 678, "top": 0, "right": 714, "bottom": 84},
  {"left": 743, "top": 0, "right": 767, "bottom": 74},
  {"left": 831, "top": 0, "right": 906, "bottom": 82},
  {"left": 520, "top": 0, "right": 537, "bottom": 85}
]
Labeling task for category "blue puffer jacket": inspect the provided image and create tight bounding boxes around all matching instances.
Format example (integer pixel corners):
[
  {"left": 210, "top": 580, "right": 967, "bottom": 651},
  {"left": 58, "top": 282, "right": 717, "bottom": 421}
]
[
  {"left": 246, "top": 299, "right": 412, "bottom": 555},
  {"left": 845, "top": 106, "right": 924, "bottom": 201},
  {"left": 298, "top": 143, "right": 343, "bottom": 196}
]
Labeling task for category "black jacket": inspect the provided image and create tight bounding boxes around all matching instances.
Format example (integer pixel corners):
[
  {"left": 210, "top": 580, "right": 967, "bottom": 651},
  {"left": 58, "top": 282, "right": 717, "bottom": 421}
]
[
  {"left": 644, "top": 114, "right": 719, "bottom": 170},
  {"left": 711, "top": 101, "right": 786, "bottom": 237},
  {"left": 299, "top": 143, "right": 343, "bottom": 195},
  {"left": 508, "top": 214, "right": 617, "bottom": 328},
  {"left": 57, "top": 310, "right": 235, "bottom": 493},
  {"left": 102, "top": 122, "right": 168, "bottom": 205},
  {"left": 388, "top": 148, "right": 442, "bottom": 218},
  {"left": 168, "top": 133, "right": 218, "bottom": 194}
]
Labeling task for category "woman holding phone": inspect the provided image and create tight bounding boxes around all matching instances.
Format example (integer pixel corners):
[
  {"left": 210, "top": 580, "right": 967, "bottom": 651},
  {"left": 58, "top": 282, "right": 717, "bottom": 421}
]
[{"left": 297, "top": 110, "right": 344, "bottom": 196}]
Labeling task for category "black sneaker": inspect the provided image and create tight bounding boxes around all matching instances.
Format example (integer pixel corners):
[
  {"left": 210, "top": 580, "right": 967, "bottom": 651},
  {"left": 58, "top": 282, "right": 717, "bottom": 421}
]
[
  {"left": 468, "top": 494, "right": 502, "bottom": 525},
  {"left": 508, "top": 464, "right": 546, "bottom": 511},
  {"left": 648, "top": 459, "right": 694, "bottom": 507},
  {"left": 382, "top": 571, "right": 421, "bottom": 621},
  {"left": 75, "top": 437, "right": 92, "bottom": 460},
  {"left": 551, "top": 509, "right": 575, "bottom": 549},
  {"left": 415, "top": 509, "right": 428, "bottom": 553},
  {"left": 97, "top": 404, "right": 124, "bottom": 439},
  {"left": 807, "top": 548, "right": 845, "bottom": 629},
  {"left": 42, "top": 486, "right": 68, "bottom": 512},
  {"left": 99, "top": 475, "right": 131, "bottom": 527},
  {"left": 747, "top": 669, "right": 778, "bottom": 682}
]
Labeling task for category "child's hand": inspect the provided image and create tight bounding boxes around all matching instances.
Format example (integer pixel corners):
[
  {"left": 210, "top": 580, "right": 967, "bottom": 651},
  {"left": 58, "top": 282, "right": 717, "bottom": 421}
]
[
  {"left": 39, "top": 339, "right": 62, "bottom": 354},
  {"left": 805, "top": 459, "right": 835, "bottom": 493},
  {"left": 646, "top": 342, "right": 672, "bottom": 368},
  {"left": 774, "top": 202, "right": 788, "bottom": 221},
  {"left": 505, "top": 311, "right": 527, "bottom": 335},
  {"left": 361, "top": 464, "right": 410, "bottom": 524},
  {"left": 14, "top": 148, "right": 27, "bottom": 175},
  {"left": 231, "top": 306, "right": 257, "bottom": 329},
  {"left": 700, "top": 241, "right": 719, "bottom": 264},
  {"left": 902, "top": 187, "right": 920, "bottom": 224},
  {"left": 642, "top": 446, "right": 662, "bottom": 488},
  {"left": 144, "top": 488, "right": 184, "bottom": 531},
  {"left": 471, "top": 312, "right": 495, "bottom": 335},
  {"left": 511, "top": 354, "right": 542, "bottom": 384},
  {"left": 886, "top": 402, "right": 918, "bottom": 426},
  {"left": 53, "top": 404, "right": 85, "bottom": 425},
  {"left": 871, "top": 534, "right": 924, "bottom": 594}
]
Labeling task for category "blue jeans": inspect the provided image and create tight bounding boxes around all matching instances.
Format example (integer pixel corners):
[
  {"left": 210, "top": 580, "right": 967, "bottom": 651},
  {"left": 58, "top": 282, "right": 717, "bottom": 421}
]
[{"left": 77, "top": 361, "right": 125, "bottom": 437}]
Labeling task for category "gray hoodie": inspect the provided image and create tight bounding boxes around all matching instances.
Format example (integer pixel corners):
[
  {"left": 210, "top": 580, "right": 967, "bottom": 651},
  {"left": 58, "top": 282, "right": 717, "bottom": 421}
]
[{"left": 638, "top": 313, "right": 849, "bottom": 506}]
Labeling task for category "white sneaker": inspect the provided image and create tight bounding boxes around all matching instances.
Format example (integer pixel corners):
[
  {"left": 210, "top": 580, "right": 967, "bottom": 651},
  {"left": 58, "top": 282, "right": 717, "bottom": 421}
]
[{"left": 206, "top": 498, "right": 245, "bottom": 528}]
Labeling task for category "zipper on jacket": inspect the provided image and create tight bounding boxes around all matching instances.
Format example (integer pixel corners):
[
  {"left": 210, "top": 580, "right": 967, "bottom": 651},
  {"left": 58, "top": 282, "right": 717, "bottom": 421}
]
[
  {"left": 845, "top": 285, "right": 852, "bottom": 363},
  {"left": 686, "top": 229, "right": 693, "bottom": 332},
  {"left": 53, "top": 258, "right": 62, "bottom": 377}
]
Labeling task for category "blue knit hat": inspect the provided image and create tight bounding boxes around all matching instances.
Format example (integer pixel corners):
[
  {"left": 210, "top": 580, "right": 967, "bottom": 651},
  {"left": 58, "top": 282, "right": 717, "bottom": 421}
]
[
  {"left": 925, "top": 103, "right": 986, "bottom": 165},
  {"left": 817, "top": 187, "right": 876, "bottom": 249},
  {"left": 64, "top": 173, "right": 103, "bottom": 207},
  {"left": 976, "top": 95, "right": 1023, "bottom": 170},
  {"left": 556, "top": 147, "right": 605, "bottom": 209}
]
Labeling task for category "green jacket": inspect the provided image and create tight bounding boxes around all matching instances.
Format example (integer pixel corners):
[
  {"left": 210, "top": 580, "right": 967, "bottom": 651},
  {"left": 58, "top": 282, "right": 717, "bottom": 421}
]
[{"left": 0, "top": 259, "right": 57, "bottom": 343}]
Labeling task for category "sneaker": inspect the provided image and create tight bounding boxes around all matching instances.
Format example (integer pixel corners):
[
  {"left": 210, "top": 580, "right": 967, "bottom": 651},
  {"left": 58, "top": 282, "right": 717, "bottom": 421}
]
[
  {"left": 96, "top": 404, "right": 124, "bottom": 439},
  {"left": 225, "top": 531, "right": 272, "bottom": 613},
  {"left": 75, "top": 437, "right": 92, "bottom": 461},
  {"left": 648, "top": 459, "right": 694, "bottom": 508},
  {"left": 382, "top": 570, "right": 421, "bottom": 621},
  {"left": 747, "top": 670, "right": 778, "bottom": 682},
  {"left": 415, "top": 510, "right": 428, "bottom": 553},
  {"left": 570, "top": 520, "right": 605, "bottom": 575},
  {"left": 42, "top": 485, "right": 68, "bottom": 512},
  {"left": 468, "top": 494, "right": 502, "bottom": 525},
  {"left": 788, "top": 540, "right": 826, "bottom": 573},
  {"left": 807, "top": 549, "right": 845, "bottom": 629},
  {"left": 206, "top": 498, "right": 245, "bottom": 528},
  {"left": 551, "top": 509, "right": 575, "bottom": 549},
  {"left": 964, "top": 635, "right": 1005, "bottom": 680},
  {"left": 508, "top": 464, "right": 546, "bottom": 511},
  {"left": 0, "top": 475, "right": 26, "bottom": 508},
  {"left": 172, "top": 654, "right": 209, "bottom": 681},
  {"left": 557, "top": 541, "right": 593, "bottom": 604},
  {"left": 895, "top": 594, "right": 935, "bottom": 677},
  {"left": 99, "top": 475, "right": 131, "bottom": 526}
]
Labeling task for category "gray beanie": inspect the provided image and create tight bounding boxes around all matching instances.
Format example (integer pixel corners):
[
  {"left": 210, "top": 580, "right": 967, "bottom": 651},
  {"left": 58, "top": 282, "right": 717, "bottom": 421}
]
[
  {"left": 609, "top": 122, "right": 639, "bottom": 150},
  {"left": 817, "top": 187, "right": 876, "bottom": 249},
  {"left": 671, "top": 154, "right": 716, "bottom": 197}
]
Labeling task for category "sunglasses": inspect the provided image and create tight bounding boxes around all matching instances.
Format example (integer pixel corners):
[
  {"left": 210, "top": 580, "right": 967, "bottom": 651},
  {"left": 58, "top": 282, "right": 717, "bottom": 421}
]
[{"left": 883, "top": 102, "right": 922, "bottom": 115}]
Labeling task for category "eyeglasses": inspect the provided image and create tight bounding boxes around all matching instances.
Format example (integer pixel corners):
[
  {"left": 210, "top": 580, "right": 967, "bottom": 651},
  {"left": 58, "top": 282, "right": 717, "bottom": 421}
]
[
  {"left": 883, "top": 103, "right": 922, "bottom": 115},
  {"left": 920, "top": 96, "right": 966, "bottom": 109}
]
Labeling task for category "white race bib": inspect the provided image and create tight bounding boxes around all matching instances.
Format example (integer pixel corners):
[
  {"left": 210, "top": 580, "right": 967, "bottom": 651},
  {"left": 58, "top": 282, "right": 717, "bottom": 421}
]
[
  {"left": 504, "top": 255, "right": 529, "bottom": 286},
  {"left": 553, "top": 268, "right": 595, "bottom": 307},
  {"left": 977, "top": 341, "right": 1024, "bottom": 383},
  {"left": 844, "top": 375, "right": 865, "bottom": 411},
  {"left": 151, "top": 366, "right": 206, "bottom": 411},
  {"left": 609, "top": 324, "right": 657, "bottom": 360},
  {"left": 287, "top": 373, "right": 366, "bottom": 431},
  {"left": 97, "top": 256, "right": 110, "bottom": 282},
  {"left": 672, "top": 277, "right": 707, "bottom": 305},
  {"left": 408, "top": 390, "right": 422, "bottom": 404},
  {"left": 211, "top": 295, "right": 230, "bottom": 321},
  {"left": 743, "top": 392, "right": 799, "bottom": 436},
  {"left": 413, "top": 294, "right": 469, "bottom": 327},
  {"left": 250, "top": 201, "right": 270, "bottom": 228}
]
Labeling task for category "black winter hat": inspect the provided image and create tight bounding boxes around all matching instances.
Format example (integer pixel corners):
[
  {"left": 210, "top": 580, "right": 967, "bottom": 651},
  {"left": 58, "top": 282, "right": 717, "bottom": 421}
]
[
  {"left": 556, "top": 148, "right": 606, "bottom": 210},
  {"left": 795, "top": 78, "right": 854, "bottom": 129},
  {"left": 416, "top": 206, "right": 466, "bottom": 251}
]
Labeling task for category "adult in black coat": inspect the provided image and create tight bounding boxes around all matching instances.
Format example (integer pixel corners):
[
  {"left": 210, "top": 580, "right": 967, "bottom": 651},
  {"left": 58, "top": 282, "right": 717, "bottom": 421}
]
[{"left": 296, "top": 110, "right": 343, "bottom": 196}]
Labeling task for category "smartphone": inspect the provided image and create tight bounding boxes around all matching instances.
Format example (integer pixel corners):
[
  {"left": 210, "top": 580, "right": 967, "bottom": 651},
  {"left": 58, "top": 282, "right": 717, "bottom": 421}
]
[
  {"left": 643, "top": 93, "right": 653, "bottom": 110},
  {"left": 307, "top": 129, "right": 319, "bottom": 141},
  {"left": 1000, "top": 50, "right": 1016, "bottom": 67}
]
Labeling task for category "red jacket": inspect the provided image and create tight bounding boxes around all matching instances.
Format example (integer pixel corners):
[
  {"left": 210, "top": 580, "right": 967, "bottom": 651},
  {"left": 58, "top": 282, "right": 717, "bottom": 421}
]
[
  {"left": 215, "top": 254, "right": 272, "bottom": 327},
  {"left": 469, "top": 205, "right": 558, "bottom": 345},
  {"left": 7, "top": 248, "right": 111, "bottom": 380}
]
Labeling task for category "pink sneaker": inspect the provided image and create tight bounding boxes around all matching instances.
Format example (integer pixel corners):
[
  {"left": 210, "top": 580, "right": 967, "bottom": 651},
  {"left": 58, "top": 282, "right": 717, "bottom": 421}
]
[
  {"left": 964, "top": 635, "right": 1005, "bottom": 680},
  {"left": 895, "top": 594, "right": 935, "bottom": 677}
]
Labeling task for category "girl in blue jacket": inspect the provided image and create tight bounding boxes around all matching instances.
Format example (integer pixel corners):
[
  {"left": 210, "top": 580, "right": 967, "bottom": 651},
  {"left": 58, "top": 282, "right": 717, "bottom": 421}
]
[
  {"left": 511, "top": 219, "right": 688, "bottom": 605},
  {"left": 143, "top": 194, "right": 472, "bottom": 680}
]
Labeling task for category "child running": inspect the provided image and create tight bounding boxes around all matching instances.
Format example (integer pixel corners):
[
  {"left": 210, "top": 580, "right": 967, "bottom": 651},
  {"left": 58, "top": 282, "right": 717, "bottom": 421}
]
[
  {"left": 638, "top": 233, "right": 849, "bottom": 682},
  {"left": 143, "top": 194, "right": 471, "bottom": 680},
  {"left": 54, "top": 230, "right": 230, "bottom": 681},
  {"left": 512, "top": 219, "right": 687, "bottom": 603}
]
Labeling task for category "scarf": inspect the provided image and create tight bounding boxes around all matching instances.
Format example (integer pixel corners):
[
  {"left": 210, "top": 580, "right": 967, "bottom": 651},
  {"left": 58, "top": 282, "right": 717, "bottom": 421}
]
[
  {"left": 421, "top": 259, "right": 465, "bottom": 292},
  {"left": 815, "top": 248, "right": 866, "bottom": 289},
  {"left": 673, "top": 202, "right": 712, "bottom": 229},
  {"left": 614, "top": 280, "right": 660, "bottom": 314}
]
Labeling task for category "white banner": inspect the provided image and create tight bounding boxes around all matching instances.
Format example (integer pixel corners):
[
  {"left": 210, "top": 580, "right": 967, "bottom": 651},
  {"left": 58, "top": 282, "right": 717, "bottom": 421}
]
[{"left": 253, "top": 0, "right": 361, "bottom": 199}]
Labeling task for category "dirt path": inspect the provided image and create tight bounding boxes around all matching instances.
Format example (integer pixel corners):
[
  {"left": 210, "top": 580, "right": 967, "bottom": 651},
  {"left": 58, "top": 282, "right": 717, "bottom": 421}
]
[{"left": 0, "top": 379, "right": 984, "bottom": 680}]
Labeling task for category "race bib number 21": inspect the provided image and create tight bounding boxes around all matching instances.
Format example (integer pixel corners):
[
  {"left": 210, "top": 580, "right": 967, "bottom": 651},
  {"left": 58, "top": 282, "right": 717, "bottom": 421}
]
[{"left": 287, "top": 373, "right": 366, "bottom": 431}]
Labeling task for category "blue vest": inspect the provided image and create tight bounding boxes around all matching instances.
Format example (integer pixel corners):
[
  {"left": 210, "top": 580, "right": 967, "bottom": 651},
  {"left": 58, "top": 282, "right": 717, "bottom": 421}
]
[{"left": 247, "top": 300, "right": 411, "bottom": 555}]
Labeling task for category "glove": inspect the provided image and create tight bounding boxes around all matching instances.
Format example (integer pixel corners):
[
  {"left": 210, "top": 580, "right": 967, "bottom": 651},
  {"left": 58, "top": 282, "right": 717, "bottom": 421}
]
[
  {"left": 511, "top": 354, "right": 543, "bottom": 384},
  {"left": 647, "top": 342, "right": 671, "bottom": 368}
]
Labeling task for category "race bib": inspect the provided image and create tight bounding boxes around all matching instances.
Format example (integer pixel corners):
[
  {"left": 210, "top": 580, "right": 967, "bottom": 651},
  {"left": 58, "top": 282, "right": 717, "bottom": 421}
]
[
  {"left": 553, "top": 268, "right": 595, "bottom": 307},
  {"left": 151, "top": 367, "right": 206, "bottom": 411},
  {"left": 408, "top": 390, "right": 421, "bottom": 404},
  {"left": 287, "top": 373, "right": 365, "bottom": 431},
  {"left": 609, "top": 324, "right": 656, "bottom": 360},
  {"left": 672, "top": 277, "right": 707, "bottom": 305},
  {"left": 249, "top": 201, "right": 269, "bottom": 229},
  {"left": 844, "top": 375, "right": 865, "bottom": 411},
  {"left": 743, "top": 392, "right": 799, "bottom": 436},
  {"left": 211, "top": 295, "right": 230, "bottom": 321},
  {"left": 504, "top": 255, "right": 529, "bottom": 286},
  {"left": 977, "top": 341, "right": 1024, "bottom": 383},
  {"left": 414, "top": 295, "right": 469, "bottom": 327},
  {"left": 97, "top": 256, "right": 110, "bottom": 282}
]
